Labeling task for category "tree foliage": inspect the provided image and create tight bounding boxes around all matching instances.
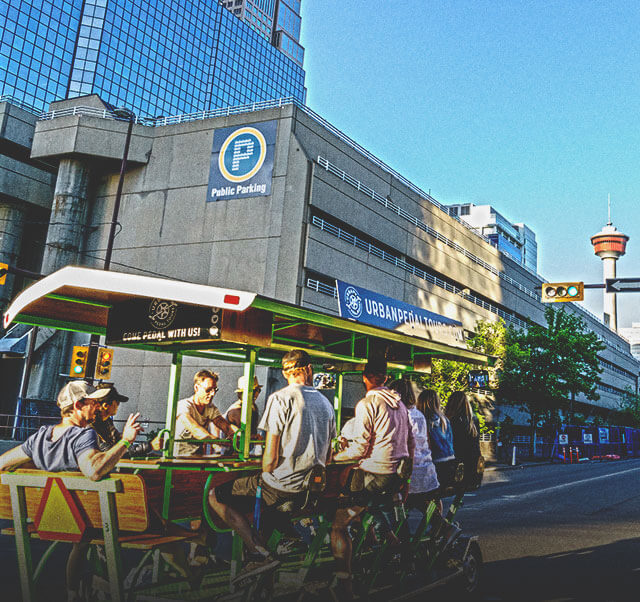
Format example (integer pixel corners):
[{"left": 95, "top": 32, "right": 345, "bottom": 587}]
[
  {"left": 616, "top": 387, "right": 640, "bottom": 428},
  {"left": 417, "top": 318, "right": 507, "bottom": 434},
  {"left": 499, "top": 306, "right": 604, "bottom": 426}
]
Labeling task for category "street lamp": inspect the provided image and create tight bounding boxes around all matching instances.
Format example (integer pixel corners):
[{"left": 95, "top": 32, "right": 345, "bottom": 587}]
[
  {"left": 86, "top": 107, "right": 135, "bottom": 381},
  {"left": 103, "top": 106, "right": 136, "bottom": 271}
]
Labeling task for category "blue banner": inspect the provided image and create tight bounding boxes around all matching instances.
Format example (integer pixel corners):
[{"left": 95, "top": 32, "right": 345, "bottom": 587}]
[
  {"left": 208, "top": 120, "right": 276, "bottom": 201},
  {"left": 336, "top": 280, "right": 465, "bottom": 346}
]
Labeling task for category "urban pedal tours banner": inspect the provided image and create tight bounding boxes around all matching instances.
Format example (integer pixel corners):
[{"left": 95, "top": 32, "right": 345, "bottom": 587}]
[
  {"left": 208, "top": 120, "right": 276, "bottom": 201},
  {"left": 336, "top": 280, "right": 465, "bottom": 347}
]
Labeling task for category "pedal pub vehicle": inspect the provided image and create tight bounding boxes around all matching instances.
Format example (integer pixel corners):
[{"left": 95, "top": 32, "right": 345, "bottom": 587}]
[{"left": 1, "top": 266, "right": 489, "bottom": 601}]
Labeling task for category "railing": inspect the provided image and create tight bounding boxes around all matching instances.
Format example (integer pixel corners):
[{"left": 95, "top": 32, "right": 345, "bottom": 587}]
[
  {"left": 316, "top": 156, "right": 541, "bottom": 302},
  {"left": 38, "top": 97, "right": 299, "bottom": 125},
  {"left": 38, "top": 105, "right": 148, "bottom": 124},
  {"left": 306, "top": 213, "right": 529, "bottom": 330}
]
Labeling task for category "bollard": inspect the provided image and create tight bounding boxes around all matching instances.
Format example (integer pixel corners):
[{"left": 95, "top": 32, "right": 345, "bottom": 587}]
[
  {"left": 576, "top": 447, "right": 580, "bottom": 462},
  {"left": 562, "top": 446, "right": 566, "bottom": 464},
  {"left": 512, "top": 445, "right": 517, "bottom": 466}
]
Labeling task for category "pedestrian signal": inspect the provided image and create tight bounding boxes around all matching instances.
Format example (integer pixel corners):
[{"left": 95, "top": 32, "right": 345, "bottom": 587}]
[
  {"left": 0, "top": 262, "right": 7, "bottom": 285},
  {"left": 541, "top": 282, "right": 584, "bottom": 303},
  {"left": 70, "top": 346, "right": 89, "bottom": 377},
  {"left": 95, "top": 347, "right": 114, "bottom": 380}
]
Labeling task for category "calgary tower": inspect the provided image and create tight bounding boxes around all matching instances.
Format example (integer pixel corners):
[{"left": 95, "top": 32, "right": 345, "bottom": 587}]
[{"left": 590, "top": 199, "right": 628, "bottom": 331}]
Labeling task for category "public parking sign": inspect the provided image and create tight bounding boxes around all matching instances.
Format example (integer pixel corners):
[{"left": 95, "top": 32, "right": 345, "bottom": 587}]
[{"left": 208, "top": 120, "right": 276, "bottom": 202}]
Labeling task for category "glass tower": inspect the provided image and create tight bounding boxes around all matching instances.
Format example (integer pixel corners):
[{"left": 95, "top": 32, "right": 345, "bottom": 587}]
[{"left": 0, "top": 0, "right": 306, "bottom": 116}]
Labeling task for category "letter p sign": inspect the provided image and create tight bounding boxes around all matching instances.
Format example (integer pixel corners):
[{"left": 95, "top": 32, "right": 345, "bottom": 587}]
[{"left": 231, "top": 138, "right": 255, "bottom": 172}]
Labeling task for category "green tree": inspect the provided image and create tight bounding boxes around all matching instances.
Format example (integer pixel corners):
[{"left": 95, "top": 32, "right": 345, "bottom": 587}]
[
  {"left": 417, "top": 318, "right": 507, "bottom": 434},
  {"left": 499, "top": 306, "right": 604, "bottom": 451},
  {"left": 617, "top": 387, "right": 640, "bottom": 428}
]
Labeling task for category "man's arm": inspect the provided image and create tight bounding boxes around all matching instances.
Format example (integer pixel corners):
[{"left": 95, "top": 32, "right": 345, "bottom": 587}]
[
  {"left": 77, "top": 413, "right": 141, "bottom": 481},
  {"left": 212, "top": 415, "right": 238, "bottom": 438},
  {"left": 0, "top": 445, "right": 32, "bottom": 472},
  {"left": 262, "top": 432, "right": 280, "bottom": 473},
  {"left": 176, "top": 413, "right": 213, "bottom": 440},
  {"left": 334, "top": 402, "right": 372, "bottom": 462}
]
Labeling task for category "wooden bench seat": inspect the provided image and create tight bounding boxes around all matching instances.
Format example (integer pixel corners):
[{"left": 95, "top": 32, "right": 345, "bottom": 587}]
[
  {"left": 1, "top": 525, "right": 191, "bottom": 550},
  {"left": 0, "top": 469, "right": 150, "bottom": 532}
]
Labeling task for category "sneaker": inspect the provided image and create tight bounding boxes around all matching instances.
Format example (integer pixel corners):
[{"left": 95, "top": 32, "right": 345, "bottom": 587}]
[{"left": 231, "top": 556, "right": 280, "bottom": 586}]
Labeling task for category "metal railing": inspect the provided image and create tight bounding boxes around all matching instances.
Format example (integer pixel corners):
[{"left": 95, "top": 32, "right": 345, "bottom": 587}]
[
  {"left": 307, "top": 215, "right": 529, "bottom": 329},
  {"left": 317, "top": 156, "right": 541, "bottom": 302}
]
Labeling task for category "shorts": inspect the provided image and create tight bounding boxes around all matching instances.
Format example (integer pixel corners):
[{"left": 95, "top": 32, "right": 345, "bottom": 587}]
[
  {"left": 433, "top": 459, "right": 459, "bottom": 495},
  {"left": 214, "top": 473, "right": 302, "bottom": 537},
  {"left": 345, "top": 471, "right": 401, "bottom": 509},
  {"left": 215, "top": 473, "right": 298, "bottom": 511}
]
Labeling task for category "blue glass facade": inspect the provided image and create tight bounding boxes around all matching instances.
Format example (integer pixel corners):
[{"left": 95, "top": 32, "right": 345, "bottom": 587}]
[
  {"left": 0, "top": 0, "right": 306, "bottom": 116},
  {"left": 1, "top": 0, "right": 82, "bottom": 110}
]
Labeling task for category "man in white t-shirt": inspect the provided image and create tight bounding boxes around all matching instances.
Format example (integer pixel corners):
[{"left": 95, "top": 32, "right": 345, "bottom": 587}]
[
  {"left": 174, "top": 370, "right": 236, "bottom": 456},
  {"left": 208, "top": 349, "right": 336, "bottom": 582}
]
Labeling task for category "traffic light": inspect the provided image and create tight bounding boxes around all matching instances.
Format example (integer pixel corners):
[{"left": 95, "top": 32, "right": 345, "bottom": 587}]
[
  {"left": 0, "top": 262, "right": 7, "bottom": 285},
  {"left": 541, "top": 282, "right": 584, "bottom": 303},
  {"left": 95, "top": 347, "right": 114, "bottom": 380},
  {"left": 70, "top": 346, "right": 89, "bottom": 377}
]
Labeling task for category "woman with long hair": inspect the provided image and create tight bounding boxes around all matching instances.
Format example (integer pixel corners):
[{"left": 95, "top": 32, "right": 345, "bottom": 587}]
[
  {"left": 445, "top": 391, "right": 482, "bottom": 490},
  {"left": 388, "top": 379, "right": 439, "bottom": 507},
  {"left": 416, "top": 389, "right": 456, "bottom": 491}
]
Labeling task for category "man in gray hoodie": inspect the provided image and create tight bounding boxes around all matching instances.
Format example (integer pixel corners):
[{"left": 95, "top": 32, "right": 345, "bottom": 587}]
[{"left": 331, "top": 357, "right": 414, "bottom": 598}]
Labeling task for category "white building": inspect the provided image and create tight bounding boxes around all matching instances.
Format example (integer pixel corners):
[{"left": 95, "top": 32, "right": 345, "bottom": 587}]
[
  {"left": 619, "top": 324, "right": 640, "bottom": 361},
  {"left": 447, "top": 203, "right": 538, "bottom": 273}
]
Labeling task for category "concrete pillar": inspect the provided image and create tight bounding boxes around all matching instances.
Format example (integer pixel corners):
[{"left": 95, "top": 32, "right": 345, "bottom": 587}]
[
  {"left": 0, "top": 202, "right": 26, "bottom": 310},
  {"left": 30, "top": 159, "right": 92, "bottom": 402},
  {"left": 602, "top": 255, "right": 617, "bottom": 331},
  {"left": 40, "top": 159, "right": 92, "bottom": 274}
]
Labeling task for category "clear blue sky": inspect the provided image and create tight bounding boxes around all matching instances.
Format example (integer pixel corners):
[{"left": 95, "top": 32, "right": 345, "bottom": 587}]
[{"left": 300, "top": 1, "right": 640, "bottom": 329}]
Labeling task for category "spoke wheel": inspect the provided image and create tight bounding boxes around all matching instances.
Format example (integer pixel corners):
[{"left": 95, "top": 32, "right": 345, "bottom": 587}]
[{"left": 457, "top": 541, "right": 482, "bottom": 595}]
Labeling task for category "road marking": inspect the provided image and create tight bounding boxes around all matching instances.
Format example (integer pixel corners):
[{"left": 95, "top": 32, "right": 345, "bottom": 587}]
[{"left": 469, "top": 466, "right": 640, "bottom": 509}]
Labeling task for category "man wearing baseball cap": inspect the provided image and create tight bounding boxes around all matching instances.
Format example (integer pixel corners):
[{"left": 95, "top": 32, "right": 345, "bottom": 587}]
[
  {"left": 0, "top": 381, "right": 144, "bottom": 600},
  {"left": 92, "top": 384, "right": 162, "bottom": 456},
  {"left": 208, "top": 349, "right": 335, "bottom": 583},
  {"left": 0, "top": 380, "right": 142, "bottom": 479}
]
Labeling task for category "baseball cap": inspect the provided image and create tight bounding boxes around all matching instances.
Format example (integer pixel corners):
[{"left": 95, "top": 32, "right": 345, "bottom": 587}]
[
  {"left": 282, "top": 349, "right": 312, "bottom": 371},
  {"left": 57, "top": 381, "right": 111, "bottom": 410},
  {"left": 96, "top": 383, "right": 129, "bottom": 403},
  {"left": 236, "top": 375, "right": 261, "bottom": 393}
]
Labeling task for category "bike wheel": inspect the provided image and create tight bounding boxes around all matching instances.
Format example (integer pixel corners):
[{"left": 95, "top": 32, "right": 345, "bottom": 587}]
[{"left": 456, "top": 540, "right": 482, "bottom": 596}]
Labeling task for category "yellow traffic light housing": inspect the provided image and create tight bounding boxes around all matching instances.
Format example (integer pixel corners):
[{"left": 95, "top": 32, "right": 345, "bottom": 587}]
[
  {"left": 95, "top": 347, "right": 114, "bottom": 380},
  {"left": 0, "top": 262, "right": 7, "bottom": 285},
  {"left": 541, "top": 282, "right": 584, "bottom": 303},
  {"left": 70, "top": 345, "right": 89, "bottom": 377}
]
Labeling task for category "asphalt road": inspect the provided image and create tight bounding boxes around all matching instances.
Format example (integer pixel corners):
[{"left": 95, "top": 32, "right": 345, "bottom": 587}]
[
  {"left": 2, "top": 459, "right": 640, "bottom": 601},
  {"left": 451, "top": 458, "right": 640, "bottom": 602}
]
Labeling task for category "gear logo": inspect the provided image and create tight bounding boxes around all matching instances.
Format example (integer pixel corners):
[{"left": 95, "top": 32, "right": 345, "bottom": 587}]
[
  {"left": 148, "top": 299, "right": 178, "bottom": 329},
  {"left": 344, "top": 286, "right": 363, "bottom": 319}
]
